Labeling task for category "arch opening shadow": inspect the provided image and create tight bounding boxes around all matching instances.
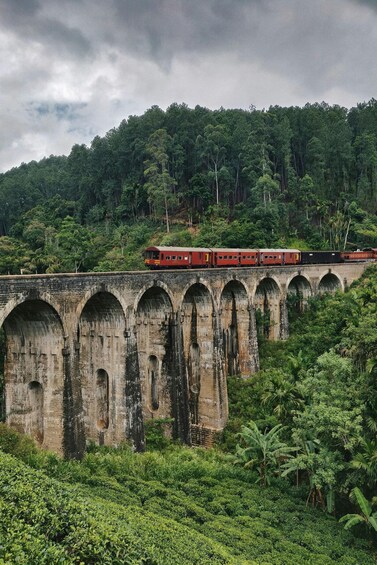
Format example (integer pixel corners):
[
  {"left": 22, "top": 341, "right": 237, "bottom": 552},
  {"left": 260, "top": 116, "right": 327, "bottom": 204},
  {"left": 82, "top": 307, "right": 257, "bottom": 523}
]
[
  {"left": 287, "top": 275, "right": 313, "bottom": 318},
  {"left": 181, "top": 282, "right": 224, "bottom": 435},
  {"left": 136, "top": 287, "right": 173, "bottom": 422},
  {"left": 220, "top": 280, "right": 250, "bottom": 377},
  {"left": 254, "top": 278, "right": 281, "bottom": 340},
  {"left": 79, "top": 292, "right": 126, "bottom": 446},
  {"left": 3, "top": 299, "right": 64, "bottom": 453},
  {"left": 318, "top": 273, "right": 342, "bottom": 294}
]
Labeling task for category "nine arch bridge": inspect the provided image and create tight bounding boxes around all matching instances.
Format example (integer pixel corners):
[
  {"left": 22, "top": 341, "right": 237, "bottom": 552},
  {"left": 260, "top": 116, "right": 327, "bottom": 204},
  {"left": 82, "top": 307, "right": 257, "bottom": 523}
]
[{"left": 0, "top": 261, "right": 368, "bottom": 458}]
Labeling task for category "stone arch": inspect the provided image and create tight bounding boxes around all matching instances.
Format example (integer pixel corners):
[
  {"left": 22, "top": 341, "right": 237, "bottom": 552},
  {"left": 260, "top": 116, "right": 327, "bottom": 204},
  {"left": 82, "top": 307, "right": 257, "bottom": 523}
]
[
  {"left": 287, "top": 275, "right": 313, "bottom": 313},
  {"left": 133, "top": 280, "right": 175, "bottom": 313},
  {"left": 75, "top": 286, "right": 126, "bottom": 324},
  {"left": 180, "top": 282, "right": 225, "bottom": 439},
  {"left": 136, "top": 286, "right": 174, "bottom": 425},
  {"left": 220, "top": 280, "right": 254, "bottom": 377},
  {"left": 79, "top": 291, "right": 126, "bottom": 446},
  {"left": 254, "top": 277, "right": 282, "bottom": 340},
  {"left": 318, "top": 272, "right": 343, "bottom": 294},
  {"left": 0, "top": 293, "right": 68, "bottom": 335},
  {"left": 181, "top": 276, "right": 215, "bottom": 299},
  {"left": 3, "top": 299, "right": 65, "bottom": 453}
]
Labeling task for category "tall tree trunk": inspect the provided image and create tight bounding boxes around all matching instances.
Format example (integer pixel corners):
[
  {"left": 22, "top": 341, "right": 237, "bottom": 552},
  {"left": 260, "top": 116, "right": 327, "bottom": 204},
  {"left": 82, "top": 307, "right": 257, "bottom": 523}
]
[
  {"left": 165, "top": 195, "right": 170, "bottom": 233},
  {"left": 214, "top": 162, "right": 219, "bottom": 205}
]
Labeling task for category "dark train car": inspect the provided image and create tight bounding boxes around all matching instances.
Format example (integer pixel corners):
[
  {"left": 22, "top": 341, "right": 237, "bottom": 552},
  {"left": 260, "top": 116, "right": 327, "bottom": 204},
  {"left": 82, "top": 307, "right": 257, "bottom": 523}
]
[
  {"left": 144, "top": 246, "right": 211, "bottom": 269},
  {"left": 211, "top": 248, "right": 241, "bottom": 267},
  {"left": 301, "top": 251, "right": 342, "bottom": 264},
  {"left": 341, "top": 249, "right": 375, "bottom": 262},
  {"left": 259, "top": 249, "right": 300, "bottom": 266}
]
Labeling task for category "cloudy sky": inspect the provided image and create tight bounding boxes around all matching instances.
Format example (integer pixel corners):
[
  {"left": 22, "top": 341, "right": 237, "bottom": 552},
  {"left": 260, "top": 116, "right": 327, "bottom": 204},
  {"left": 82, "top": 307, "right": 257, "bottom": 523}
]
[{"left": 0, "top": 0, "right": 376, "bottom": 172}]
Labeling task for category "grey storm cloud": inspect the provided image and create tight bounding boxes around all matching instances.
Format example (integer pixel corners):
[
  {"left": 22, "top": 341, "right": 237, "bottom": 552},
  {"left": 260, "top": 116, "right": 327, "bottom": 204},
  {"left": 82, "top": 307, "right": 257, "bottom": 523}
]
[
  {"left": 1, "top": 0, "right": 377, "bottom": 172},
  {"left": 1, "top": 0, "right": 92, "bottom": 58}
]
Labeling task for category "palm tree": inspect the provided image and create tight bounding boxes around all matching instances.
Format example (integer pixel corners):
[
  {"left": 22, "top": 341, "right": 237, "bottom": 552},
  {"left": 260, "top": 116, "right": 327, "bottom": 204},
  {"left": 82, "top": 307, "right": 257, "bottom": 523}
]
[
  {"left": 261, "top": 370, "right": 303, "bottom": 423},
  {"left": 234, "top": 420, "right": 296, "bottom": 487}
]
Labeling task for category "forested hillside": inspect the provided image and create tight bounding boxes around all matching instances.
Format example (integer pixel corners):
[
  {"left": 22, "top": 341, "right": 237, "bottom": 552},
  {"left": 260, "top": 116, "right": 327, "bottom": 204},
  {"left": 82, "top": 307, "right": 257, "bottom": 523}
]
[{"left": 1, "top": 100, "right": 377, "bottom": 273}]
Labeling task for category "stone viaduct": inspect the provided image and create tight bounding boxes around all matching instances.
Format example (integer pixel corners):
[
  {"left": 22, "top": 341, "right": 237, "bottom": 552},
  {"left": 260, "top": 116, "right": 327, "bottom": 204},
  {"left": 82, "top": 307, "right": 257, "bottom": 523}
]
[{"left": 0, "top": 261, "right": 368, "bottom": 458}]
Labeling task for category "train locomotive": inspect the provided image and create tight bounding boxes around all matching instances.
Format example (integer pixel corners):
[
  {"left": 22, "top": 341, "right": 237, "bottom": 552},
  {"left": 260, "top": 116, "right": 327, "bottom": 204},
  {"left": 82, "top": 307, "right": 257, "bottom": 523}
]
[{"left": 144, "top": 246, "right": 377, "bottom": 269}]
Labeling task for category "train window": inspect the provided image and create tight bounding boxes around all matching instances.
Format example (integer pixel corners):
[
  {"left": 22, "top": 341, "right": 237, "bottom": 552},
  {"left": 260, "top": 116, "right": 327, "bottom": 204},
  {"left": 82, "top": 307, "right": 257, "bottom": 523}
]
[
  {"left": 172, "top": 256, "right": 176, "bottom": 260},
  {"left": 166, "top": 256, "right": 170, "bottom": 260},
  {"left": 178, "top": 256, "right": 182, "bottom": 260},
  {"left": 219, "top": 255, "right": 223, "bottom": 259},
  {"left": 146, "top": 250, "right": 159, "bottom": 259},
  {"left": 184, "top": 256, "right": 188, "bottom": 260},
  {"left": 224, "top": 255, "right": 227, "bottom": 259}
]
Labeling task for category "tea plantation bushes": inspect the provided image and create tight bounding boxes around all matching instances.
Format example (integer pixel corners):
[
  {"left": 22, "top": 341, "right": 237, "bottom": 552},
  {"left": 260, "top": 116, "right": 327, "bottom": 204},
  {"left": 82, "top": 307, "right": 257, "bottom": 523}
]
[
  {"left": 23, "top": 444, "right": 374, "bottom": 565},
  {"left": 0, "top": 451, "right": 243, "bottom": 565},
  {"left": 1, "top": 433, "right": 376, "bottom": 563}
]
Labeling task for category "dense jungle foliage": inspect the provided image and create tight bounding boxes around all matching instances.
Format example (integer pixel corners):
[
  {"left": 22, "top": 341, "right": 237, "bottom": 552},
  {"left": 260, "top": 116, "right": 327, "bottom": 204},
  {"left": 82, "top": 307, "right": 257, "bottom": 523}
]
[
  {"left": 2, "top": 268, "right": 377, "bottom": 563},
  {"left": 1, "top": 100, "right": 377, "bottom": 273}
]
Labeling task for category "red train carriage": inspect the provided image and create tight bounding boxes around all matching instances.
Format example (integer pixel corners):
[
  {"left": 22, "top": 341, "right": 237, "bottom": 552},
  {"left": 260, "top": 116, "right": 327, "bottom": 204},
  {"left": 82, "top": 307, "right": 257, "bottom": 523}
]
[
  {"left": 211, "top": 248, "right": 241, "bottom": 267},
  {"left": 341, "top": 249, "right": 375, "bottom": 262},
  {"left": 239, "top": 249, "right": 259, "bottom": 267},
  {"left": 144, "top": 246, "right": 211, "bottom": 269},
  {"left": 259, "top": 249, "right": 301, "bottom": 266}
]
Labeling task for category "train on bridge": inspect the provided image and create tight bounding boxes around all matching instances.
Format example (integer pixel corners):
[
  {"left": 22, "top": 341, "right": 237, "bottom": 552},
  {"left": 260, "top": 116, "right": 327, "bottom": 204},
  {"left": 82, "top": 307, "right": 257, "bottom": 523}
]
[{"left": 144, "top": 246, "right": 377, "bottom": 269}]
